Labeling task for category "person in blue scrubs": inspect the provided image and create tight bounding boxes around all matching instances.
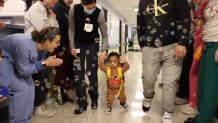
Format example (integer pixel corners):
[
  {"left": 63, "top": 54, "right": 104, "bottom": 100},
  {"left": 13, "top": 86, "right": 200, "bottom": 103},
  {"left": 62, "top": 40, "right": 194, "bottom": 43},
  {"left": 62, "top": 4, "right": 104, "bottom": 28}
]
[{"left": 0, "top": 26, "right": 63, "bottom": 123}]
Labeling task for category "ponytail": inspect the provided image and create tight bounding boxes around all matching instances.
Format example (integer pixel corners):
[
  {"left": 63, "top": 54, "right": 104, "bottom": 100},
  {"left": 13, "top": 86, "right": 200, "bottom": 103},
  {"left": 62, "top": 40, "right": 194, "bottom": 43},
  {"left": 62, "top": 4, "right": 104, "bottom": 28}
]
[
  {"left": 31, "top": 26, "right": 60, "bottom": 43},
  {"left": 31, "top": 31, "right": 42, "bottom": 42}
]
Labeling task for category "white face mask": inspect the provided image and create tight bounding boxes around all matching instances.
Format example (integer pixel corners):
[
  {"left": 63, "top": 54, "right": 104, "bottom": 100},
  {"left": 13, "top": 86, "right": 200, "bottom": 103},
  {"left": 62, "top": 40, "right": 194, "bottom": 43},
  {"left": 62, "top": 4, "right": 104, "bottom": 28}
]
[{"left": 84, "top": 8, "right": 96, "bottom": 15}]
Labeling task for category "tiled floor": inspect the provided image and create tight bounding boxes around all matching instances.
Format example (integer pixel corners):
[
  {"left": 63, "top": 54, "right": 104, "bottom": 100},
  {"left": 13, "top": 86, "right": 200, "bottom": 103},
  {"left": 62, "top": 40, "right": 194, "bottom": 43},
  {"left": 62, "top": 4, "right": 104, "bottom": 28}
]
[{"left": 30, "top": 52, "right": 217, "bottom": 123}]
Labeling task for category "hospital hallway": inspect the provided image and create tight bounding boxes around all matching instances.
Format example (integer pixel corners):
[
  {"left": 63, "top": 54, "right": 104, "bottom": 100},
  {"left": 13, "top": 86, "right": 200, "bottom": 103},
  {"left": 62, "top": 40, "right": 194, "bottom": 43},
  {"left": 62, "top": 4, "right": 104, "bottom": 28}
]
[{"left": 29, "top": 52, "right": 218, "bottom": 123}]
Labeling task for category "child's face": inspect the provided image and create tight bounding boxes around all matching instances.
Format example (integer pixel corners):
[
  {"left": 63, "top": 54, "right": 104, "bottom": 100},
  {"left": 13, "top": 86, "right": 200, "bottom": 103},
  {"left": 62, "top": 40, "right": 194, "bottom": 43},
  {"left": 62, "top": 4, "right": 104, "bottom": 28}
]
[{"left": 108, "top": 56, "right": 119, "bottom": 69}]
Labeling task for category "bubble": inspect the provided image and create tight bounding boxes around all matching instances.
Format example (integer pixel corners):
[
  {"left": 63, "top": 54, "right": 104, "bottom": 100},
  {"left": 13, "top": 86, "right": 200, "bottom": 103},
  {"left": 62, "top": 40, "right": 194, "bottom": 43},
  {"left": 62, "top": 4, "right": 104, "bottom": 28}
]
[
  {"left": 75, "top": 75, "right": 79, "bottom": 81},
  {"left": 95, "top": 38, "right": 100, "bottom": 43},
  {"left": 183, "top": 28, "right": 188, "bottom": 33},
  {"left": 147, "top": 43, "right": 151, "bottom": 46},
  {"left": 160, "top": 34, "right": 163, "bottom": 38},
  {"left": 87, "top": 71, "right": 91, "bottom": 76},
  {"left": 45, "top": 82, "right": 51, "bottom": 88},
  {"left": 147, "top": 26, "right": 151, "bottom": 29},
  {"left": 35, "top": 80, "right": 40, "bottom": 86},
  {"left": 146, "top": 36, "right": 152, "bottom": 42},
  {"left": 177, "top": 25, "right": 183, "bottom": 30},
  {"left": 41, "top": 87, "right": 44, "bottom": 91},
  {"left": 171, "top": 22, "right": 175, "bottom": 26},
  {"left": 150, "top": 29, "right": 157, "bottom": 34},
  {"left": 86, "top": 50, "right": 90, "bottom": 54},
  {"left": 93, "top": 57, "right": 97, "bottom": 61},
  {"left": 52, "top": 69, "right": 57, "bottom": 75},
  {"left": 73, "top": 68, "right": 76, "bottom": 71},
  {"left": 170, "top": 31, "right": 175, "bottom": 35},
  {"left": 184, "top": 19, "right": 189, "bottom": 22},
  {"left": 164, "top": 30, "right": 168, "bottom": 34},
  {"left": 66, "top": 77, "right": 70, "bottom": 81},
  {"left": 92, "top": 64, "right": 96, "bottom": 68},
  {"left": 77, "top": 65, "right": 82, "bottom": 71},
  {"left": 181, "top": 35, "right": 186, "bottom": 39}
]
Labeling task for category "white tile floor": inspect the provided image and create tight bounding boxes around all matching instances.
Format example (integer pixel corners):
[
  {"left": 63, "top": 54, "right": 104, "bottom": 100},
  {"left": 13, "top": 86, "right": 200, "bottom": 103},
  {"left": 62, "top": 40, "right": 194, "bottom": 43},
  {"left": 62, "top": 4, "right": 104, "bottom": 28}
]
[{"left": 31, "top": 52, "right": 218, "bottom": 123}]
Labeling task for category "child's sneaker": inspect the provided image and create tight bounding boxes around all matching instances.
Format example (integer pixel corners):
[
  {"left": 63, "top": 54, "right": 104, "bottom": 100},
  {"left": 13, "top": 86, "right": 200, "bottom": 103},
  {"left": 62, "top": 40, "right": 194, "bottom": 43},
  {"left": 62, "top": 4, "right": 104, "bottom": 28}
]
[
  {"left": 120, "top": 102, "right": 129, "bottom": 109},
  {"left": 106, "top": 107, "right": 112, "bottom": 115}
]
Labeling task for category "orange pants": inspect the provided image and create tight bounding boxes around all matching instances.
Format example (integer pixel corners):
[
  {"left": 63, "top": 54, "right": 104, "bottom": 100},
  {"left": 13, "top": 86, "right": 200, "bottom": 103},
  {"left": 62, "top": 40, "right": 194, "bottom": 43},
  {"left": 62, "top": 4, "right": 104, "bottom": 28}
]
[{"left": 107, "top": 84, "right": 126, "bottom": 108}]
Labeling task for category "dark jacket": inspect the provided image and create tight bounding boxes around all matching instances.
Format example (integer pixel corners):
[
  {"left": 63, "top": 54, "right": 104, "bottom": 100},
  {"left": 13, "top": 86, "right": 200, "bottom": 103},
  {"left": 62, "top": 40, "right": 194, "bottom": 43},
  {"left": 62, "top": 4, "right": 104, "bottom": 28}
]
[
  {"left": 53, "top": 0, "right": 71, "bottom": 53},
  {"left": 137, "top": 0, "right": 191, "bottom": 48}
]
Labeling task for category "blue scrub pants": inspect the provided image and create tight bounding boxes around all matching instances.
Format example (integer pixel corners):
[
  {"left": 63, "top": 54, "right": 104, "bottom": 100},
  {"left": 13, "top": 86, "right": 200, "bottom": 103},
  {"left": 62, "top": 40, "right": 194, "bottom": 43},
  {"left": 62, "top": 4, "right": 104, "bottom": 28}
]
[{"left": 0, "top": 59, "right": 35, "bottom": 123}]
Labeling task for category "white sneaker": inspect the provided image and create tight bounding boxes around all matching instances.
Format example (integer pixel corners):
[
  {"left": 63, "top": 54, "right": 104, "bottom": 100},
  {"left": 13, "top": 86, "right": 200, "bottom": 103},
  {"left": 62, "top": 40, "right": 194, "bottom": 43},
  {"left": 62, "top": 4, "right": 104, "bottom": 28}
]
[
  {"left": 180, "top": 106, "right": 198, "bottom": 115},
  {"left": 162, "top": 112, "right": 173, "bottom": 123},
  {"left": 142, "top": 97, "right": 151, "bottom": 112},
  {"left": 105, "top": 107, "right": 112, "bottom": 115},
  {"left": 34, "top": 106, "right": 56, "bottom": 117}
]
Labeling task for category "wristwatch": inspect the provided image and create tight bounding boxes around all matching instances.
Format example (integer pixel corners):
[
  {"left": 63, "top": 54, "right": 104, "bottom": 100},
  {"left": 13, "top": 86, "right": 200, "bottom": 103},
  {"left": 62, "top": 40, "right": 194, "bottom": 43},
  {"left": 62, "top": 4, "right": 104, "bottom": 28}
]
[{"left": 42, "top": 61, "right": 47, "bottom": 68}]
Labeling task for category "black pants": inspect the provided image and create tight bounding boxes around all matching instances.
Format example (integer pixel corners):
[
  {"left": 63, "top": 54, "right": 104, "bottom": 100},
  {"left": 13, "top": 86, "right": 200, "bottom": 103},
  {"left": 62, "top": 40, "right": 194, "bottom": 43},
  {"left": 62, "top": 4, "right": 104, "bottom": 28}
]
[
  {"left": 33, "top": 68, "right": 50, "bottom": 107},
  {"left": 33, "top": 52, "right": 50, "bottom": 107},
  {"left": 73, "top": 43, "right": 99, "bottom": 107},
  {"left": 54, "top": 49, "right": 74, "bottom": 90},
  {"left": 177, "top": 39, "right": 194, "bottom": 99}
]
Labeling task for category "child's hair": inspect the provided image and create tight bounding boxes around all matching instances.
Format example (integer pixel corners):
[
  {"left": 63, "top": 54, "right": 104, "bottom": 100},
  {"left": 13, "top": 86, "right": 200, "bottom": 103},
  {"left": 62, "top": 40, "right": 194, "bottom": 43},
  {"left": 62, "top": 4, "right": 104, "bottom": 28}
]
[{"left": 108, "top": 52, "right": 120, "bottom": 60}]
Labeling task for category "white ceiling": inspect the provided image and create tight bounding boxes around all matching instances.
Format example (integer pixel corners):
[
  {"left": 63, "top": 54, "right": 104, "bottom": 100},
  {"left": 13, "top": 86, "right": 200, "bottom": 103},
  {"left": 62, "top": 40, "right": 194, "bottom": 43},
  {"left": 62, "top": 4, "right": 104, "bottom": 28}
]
[{"left": 105, "top": 0, "right": 139, "bottom": 25}]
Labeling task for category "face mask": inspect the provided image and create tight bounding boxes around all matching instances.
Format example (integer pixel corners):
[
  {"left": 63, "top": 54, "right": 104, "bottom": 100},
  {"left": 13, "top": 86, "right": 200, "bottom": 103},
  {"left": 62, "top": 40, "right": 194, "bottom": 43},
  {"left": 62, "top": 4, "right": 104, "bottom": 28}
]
[{"left": 84, "top": 8, "right": 96, "bottom": 15}]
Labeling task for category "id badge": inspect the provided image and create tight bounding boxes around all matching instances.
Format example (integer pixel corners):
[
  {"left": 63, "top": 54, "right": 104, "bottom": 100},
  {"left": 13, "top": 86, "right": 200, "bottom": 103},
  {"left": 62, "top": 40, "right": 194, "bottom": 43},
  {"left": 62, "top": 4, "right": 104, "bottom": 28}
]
[
  {"left": 76, "top": 49, "right": 80, "bottom": 53},
  {"left": 84, "top": 23, "right": 93, "bottom": 32}
]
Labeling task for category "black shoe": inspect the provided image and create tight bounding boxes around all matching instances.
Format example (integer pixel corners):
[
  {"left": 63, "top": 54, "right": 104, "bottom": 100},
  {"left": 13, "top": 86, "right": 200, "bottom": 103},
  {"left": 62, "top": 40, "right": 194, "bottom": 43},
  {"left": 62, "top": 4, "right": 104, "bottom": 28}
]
[
  {"left": 184, "top": 116, "right": 197, "bottom": 123},
  {"left": 91, "top": 101, "right": 98, "bottom": 110},
  {"left": 120, "top": 102, "right": 129, "bottom": 109},
  {"left": 62, "top": 93, "right": 74, "bottom": 104},
  {"left": 74, "top": 106, "right": 87, "bottom": 114}
]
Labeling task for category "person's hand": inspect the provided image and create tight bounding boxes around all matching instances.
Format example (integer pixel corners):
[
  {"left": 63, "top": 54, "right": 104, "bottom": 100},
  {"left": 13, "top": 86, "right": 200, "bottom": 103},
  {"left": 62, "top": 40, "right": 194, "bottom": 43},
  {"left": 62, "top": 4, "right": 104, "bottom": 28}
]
[
  {"left": 0, "top": 21, "right": 6, "bottom": 29},
  {"left": 215, "top": 48, "right": 218, "bottom": 63},
  {"left": 194, "top": 18, "right": 204, "bottom": 26},
  {"left": 197, "top": 32, "right": 204, "bottom": 39},
  {"left": 98, "top": 51, "right": 107, "bottom": 62},
  {"left": 71, "top": 48, "right": 77, "bottom": 57},
  {"left": 44, "top": 55, "right": 63, "bottom": 67},
  {"left": 58, "top": 52, "right": 64, "bottom": 57},
  {"left": 99, "top": 51, "right": 107, "bottom": 58},
  {"left": 120, "top": 55, "right": 126, "bottom": 63},
  {"left": 48, "top": 12, "right": 56, "bottom": 19},
  {"left": 175, "top": 45, "right": 187, "bottom": 61},
  {"left": 0, "top": 97, "right": 7, "bottom": 102}
]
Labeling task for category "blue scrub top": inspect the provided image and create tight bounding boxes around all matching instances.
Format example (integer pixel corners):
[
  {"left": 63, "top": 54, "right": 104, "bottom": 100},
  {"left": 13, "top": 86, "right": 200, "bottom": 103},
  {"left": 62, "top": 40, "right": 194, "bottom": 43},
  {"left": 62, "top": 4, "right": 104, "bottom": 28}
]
[{"left": 0, "top": 34, "right": 45, "bottom": 87}]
